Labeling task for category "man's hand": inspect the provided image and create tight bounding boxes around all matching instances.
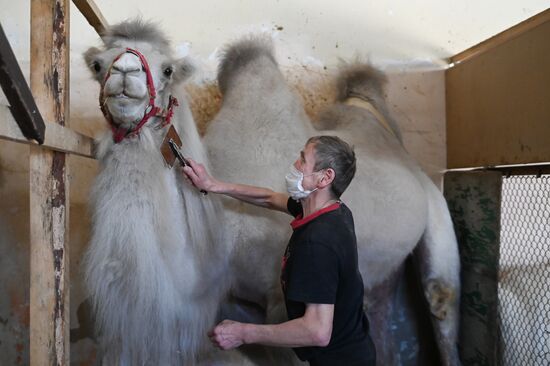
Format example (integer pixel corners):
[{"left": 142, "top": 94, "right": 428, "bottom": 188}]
[
  {"left": 181, "top": 158, "right": 217, "bottom": 193},
  {"left": 208, "top": 320, "right": 246, "bottom": 350}
]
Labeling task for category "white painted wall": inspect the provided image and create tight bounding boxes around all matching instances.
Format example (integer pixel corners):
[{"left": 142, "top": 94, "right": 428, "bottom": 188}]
[
  {"left": 67, "top": 0, "right": 550, "bottom": 68},
  {"left": 3, "top": 1, "right": 549, "bottom": 69}
]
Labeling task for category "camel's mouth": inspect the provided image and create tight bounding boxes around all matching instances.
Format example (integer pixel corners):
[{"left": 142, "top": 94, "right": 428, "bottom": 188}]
[
  {"left": 104, "top": 83, "right": 147, "bottom": 100},
  {"left": 112, "top": 93, "right": 131, "bottom": 99},
  {"left": 104, "top": 93, "right": 148, "bottom": 125},
  {"left": 106, "top": 92, "right": 143, "bottom": 101},
  {"left": 105, "top": 94, "right": 144, "bottom": 107}
]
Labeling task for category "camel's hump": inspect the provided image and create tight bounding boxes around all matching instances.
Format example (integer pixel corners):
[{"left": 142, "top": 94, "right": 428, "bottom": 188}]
[
  {"left": 218, "top": 36, "right": 276, "bottom": 94},
  {"left": 335, "top": 63, "right": 387, "bottom": 103}
]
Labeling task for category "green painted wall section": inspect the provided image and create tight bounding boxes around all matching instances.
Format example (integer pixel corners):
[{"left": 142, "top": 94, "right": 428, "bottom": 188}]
[{"left": 444, "top": 171, "right": 502, "bottom": 366}]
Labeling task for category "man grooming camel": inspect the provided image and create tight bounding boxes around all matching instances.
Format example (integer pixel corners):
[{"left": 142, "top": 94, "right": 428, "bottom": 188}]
[{"left": 183, "top": 135, "right": 376, "bottom": 366}]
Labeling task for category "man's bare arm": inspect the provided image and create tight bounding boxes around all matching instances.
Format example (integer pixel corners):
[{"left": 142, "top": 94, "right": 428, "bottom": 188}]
[
  {"left": 182, "top": 159, "right": 289, "bottom": 213},
  {"left": 209, "top": 303, "right": 334, "bottom": 350}
]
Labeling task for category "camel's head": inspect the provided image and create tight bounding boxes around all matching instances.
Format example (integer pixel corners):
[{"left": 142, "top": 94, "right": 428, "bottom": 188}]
[{"left": 84, "top": 19, "right": 194, "bottom": 134}]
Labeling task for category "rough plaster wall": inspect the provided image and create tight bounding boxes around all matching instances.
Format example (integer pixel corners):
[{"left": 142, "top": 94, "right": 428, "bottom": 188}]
[
  {"left": 0, "top": 8, "right": 32, "bottom": 364},
  {"left": 290, "top": 66, "right": 448, "bottom": 184},
  {"left": 0, "top": 141, "right": 30, "bottom": 365}
]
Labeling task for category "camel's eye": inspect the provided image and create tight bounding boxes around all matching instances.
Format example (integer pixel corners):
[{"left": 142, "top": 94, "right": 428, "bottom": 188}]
[
  {"left": 93, "top": 61, "right": 101, "bottom": 73},
  {"left": 163, "top": 67, "right": 173, "bottom": 77}
]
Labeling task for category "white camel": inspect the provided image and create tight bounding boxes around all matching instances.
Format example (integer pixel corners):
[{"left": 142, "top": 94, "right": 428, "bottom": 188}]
[
  {"left": 203, "top": 37, "right": 461, "bottom": 366},
  {"left": 82, "top": 20, "right": 238, "bottom": 365}
]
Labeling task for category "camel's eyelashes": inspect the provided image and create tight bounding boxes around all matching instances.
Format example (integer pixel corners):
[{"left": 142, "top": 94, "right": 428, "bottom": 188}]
[
  {"left": 163, "top": 67, "right": 173, "bottom": 77},
  {"left": 93, "top": 61, "right": 101, "bottom": 73}
]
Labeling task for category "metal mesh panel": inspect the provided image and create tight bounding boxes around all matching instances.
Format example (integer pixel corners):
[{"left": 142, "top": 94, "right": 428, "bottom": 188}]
[{"left": 498, "top": 175, "right": 550, "bottom": 365}]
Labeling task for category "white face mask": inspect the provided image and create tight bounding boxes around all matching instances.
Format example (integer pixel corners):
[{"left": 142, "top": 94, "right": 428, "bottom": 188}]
[{"left": 285, "top": 165, "right": 319, "bottom": 200}]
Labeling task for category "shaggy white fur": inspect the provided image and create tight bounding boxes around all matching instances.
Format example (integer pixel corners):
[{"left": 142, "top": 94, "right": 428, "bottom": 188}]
[{"left": 84, "top": 20, "right": 232, "bottom": 365}]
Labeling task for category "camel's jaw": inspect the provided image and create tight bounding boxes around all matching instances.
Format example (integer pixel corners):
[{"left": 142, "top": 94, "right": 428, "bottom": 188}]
[
  {"left": 104, "top": 95, "right": 149, "bottom": 126},
  {"left": 102, "top": 77, "right": 150, "bottom": 126}
]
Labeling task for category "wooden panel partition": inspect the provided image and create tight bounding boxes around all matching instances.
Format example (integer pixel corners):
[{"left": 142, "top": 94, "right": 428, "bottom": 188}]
[{"left": 446, "top": 9, "right": 550, "bottom": 169}]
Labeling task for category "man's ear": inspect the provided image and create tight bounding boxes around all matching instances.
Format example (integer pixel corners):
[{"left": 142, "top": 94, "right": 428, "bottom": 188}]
[
  {"left": 320, "top": 168, "right": 336, "bottom": 188},
  {"left": 172, "top": 57, "right": 196, "bottom": 84}
]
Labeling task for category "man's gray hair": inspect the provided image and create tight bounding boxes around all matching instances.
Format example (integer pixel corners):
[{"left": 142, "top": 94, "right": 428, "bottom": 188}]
[{"left": 307, "top": 135, "right": 356, "bottom": 198}]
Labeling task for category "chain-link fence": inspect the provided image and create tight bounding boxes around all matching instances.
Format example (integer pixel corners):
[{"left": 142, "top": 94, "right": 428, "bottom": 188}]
[{"left": 498, "top": 175, "right": 550, "bottom": 365}]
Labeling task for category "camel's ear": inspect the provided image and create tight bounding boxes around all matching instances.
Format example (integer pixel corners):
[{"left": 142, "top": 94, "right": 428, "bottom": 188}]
[
  {"left": 172, "top": 58, "right": 195, "bottom": 83},
  {"left": 83, "top": 46, "right": 105, "bottom": 82}
]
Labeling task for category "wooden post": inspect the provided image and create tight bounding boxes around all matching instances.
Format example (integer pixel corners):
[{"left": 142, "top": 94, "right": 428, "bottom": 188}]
[{"left": 29, "top": 0, "right": 70, "bottom": 365}]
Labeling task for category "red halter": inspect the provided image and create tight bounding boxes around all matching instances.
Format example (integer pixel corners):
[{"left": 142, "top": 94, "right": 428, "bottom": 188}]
[{"left": 99, "top": 48, "right": 179, "bottom": 143}]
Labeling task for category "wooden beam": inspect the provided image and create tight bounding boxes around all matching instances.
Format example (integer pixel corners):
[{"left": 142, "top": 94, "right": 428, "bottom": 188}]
[
  {"left": 30, "top": 1, "right": 70, "bottom": 365},
  {"left": 72, "top": 0, "right": 108, "bottom": 35},
  {"left": 0, "top": 23, "right": 46, "bottom": 143},
  {"left": 0, "top": 105, "right": 95, "bottom": 158}
]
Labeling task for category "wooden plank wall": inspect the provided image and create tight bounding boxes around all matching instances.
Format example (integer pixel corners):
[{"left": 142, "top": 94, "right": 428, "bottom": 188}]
[
  {"left": 446, "top": 9, "right": 550, "bottom": 169},
  {"left": 29, "top": 0, "right": 71, "bottom": 365}
]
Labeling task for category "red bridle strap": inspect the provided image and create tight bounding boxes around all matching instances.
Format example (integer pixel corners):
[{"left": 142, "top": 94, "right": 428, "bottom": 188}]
[{"left": 99, "top": 48, "right": 179, "bottom": 143}]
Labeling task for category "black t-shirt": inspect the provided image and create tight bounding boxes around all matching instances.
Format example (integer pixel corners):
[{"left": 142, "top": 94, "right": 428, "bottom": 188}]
[{"left": 281, "top": 198, "right": 376, "bottom": 365}]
